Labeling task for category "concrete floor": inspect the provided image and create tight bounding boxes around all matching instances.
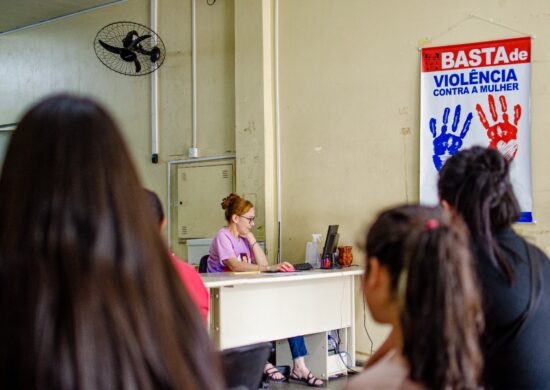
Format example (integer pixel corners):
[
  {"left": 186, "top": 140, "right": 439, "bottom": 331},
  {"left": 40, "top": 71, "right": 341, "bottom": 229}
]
[{"left": 263, "top": 371, "right": 358, "bottom": 390}]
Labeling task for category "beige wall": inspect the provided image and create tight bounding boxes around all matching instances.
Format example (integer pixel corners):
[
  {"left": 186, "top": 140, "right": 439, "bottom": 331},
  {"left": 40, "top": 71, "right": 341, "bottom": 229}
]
[
  {"left": 161, "top": 0, "right": 235, "bottom": 258},
  {"left": 0, "top": 0, "right": 157, "bottom": 180},
  {"left": 0, "top": 0, "right": 236, "bottom": 261},
  {"left": 234, "top": 0, "right": 277, "bottom": 257},
  {"left": 3, "top": 0, "right": 550, "bottom": 361},
  {"left": 275, "top": 0, "right": 550, "bottom": 359},
  {"left": 159, "top": 0, "right": 235, "bottom": 161}
]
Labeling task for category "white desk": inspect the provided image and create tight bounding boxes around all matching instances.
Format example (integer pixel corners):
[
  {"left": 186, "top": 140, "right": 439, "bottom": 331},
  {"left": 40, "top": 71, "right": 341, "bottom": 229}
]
[{"left": 201, "top": 267, "right": 363, "bottom": 379}]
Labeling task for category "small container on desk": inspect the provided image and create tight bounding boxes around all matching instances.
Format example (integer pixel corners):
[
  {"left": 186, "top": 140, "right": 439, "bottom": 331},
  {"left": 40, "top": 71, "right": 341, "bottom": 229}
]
[
  {"left": 337, "top": 246, "right": 353, "bottom": 267},
  {"left": 320, "top": 255, "right": 332, "bottom": 269}
]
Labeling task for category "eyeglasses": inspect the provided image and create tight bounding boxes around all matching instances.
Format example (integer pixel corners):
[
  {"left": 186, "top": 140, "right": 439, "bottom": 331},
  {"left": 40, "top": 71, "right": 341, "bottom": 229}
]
[{"left": 239, "top": 215, "right": 255, "bottom": 223}]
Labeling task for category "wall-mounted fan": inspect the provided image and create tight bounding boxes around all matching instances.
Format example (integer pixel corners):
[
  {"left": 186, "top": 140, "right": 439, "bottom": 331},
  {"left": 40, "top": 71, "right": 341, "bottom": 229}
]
[{"left": 94, "top": 21, "right": 166, "bottom": 76}]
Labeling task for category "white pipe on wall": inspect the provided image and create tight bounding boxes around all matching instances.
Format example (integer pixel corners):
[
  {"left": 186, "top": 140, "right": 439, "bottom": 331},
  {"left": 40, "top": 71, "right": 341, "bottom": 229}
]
[
  {"left": 167, "top": 161, "right": 172, "bottom": 246},
  {"left": 189, "top": 0, "right": 199, "bottom": 158},
  {"left": 274, "top": 0, "right": 282, "bottom": 262},
  {"left": 151, "top": 0, "right": 159, "bottom": 163}
]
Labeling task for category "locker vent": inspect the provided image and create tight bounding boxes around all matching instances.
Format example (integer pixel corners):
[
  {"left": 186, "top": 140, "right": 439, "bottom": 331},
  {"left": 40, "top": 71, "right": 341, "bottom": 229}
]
[
  {"left": 222, "top": 169, "right": 229, "bottom": 179},
  {"left": 180, "top": 225, "right": 188, "bottom": 236}
]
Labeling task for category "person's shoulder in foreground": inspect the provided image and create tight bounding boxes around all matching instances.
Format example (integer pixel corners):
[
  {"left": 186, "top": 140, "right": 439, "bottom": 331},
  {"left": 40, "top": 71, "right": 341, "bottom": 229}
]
[
  {"left": 170, "top": 253, "right": 209, "bottom": 323},
  {"left": 345, "top": 350, "right": 424, "bottom": 390}
]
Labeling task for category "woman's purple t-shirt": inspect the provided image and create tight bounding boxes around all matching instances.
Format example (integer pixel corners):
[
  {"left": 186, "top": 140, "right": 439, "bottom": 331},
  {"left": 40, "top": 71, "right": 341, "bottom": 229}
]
[{"left": 207, "top": 227, "right": 255, "bottom": 273}]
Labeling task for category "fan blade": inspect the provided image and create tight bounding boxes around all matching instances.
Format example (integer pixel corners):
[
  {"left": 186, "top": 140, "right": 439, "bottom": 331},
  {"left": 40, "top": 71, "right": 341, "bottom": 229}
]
[
  {"left": 136, "top": 46, "right": 151, "bottom": 56},
  {"left": 122, "top": 30, "right": 139, "bottom": 48},
  {"left": 99, "top": 40, "right": 124, "bottom": 55},
  {"left": 128, "top": 34, "right": 151, "bottom": 50},
  {"left": 134, "top": 59, "right": 142, "bottom": 73},
  {"left": 121, "top": 50, "right": 137, "bottom": 62}
]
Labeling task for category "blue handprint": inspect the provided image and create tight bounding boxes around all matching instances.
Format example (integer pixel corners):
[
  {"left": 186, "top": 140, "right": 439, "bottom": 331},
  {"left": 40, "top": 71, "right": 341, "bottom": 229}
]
[{"left": 430, "top": 105, "right": 473, "bottom": 171}]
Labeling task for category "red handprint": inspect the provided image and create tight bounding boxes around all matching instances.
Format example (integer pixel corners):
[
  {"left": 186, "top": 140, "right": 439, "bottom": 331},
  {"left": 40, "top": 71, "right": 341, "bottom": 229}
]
[{"left": 476, "top": 94, "right": 522, "bottom": 161}]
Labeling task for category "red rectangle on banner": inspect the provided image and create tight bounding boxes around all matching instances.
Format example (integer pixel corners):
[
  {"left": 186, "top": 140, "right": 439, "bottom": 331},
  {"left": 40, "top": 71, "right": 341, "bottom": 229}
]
[{"left": 421, "top": 37, "right": 531, "bottom": 72}]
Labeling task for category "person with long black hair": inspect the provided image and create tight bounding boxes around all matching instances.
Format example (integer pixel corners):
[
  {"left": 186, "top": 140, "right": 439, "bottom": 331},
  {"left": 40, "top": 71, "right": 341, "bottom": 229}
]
[
  {"left": 439, "top": 146, "right": 550, "bottom": 389},
  {"left": 0, "top": 94, "right": 224, "bottom": 389},
  {"left": 346, "top": 205, "right": 483, "bottom": 390}
]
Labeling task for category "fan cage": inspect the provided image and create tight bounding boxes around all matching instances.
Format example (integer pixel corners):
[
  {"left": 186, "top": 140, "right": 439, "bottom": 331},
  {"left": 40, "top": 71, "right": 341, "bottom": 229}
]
[{"left": 94, "top": 21, "right": 166, "bottom": 76}]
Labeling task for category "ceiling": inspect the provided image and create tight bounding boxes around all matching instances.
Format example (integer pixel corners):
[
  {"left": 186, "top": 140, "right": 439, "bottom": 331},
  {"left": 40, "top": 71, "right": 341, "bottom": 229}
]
[{"left": 0, "top": 0, "right": 125, "bottom": 35}]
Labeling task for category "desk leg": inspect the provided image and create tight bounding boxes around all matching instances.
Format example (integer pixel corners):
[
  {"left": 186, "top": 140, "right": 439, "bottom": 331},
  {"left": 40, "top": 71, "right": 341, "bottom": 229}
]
[
  {"left": 350, "top": 275, "right": 357, "bottom": 367},
  {"left": 209, "top": 287, "right": 221, "bottom": 349}
]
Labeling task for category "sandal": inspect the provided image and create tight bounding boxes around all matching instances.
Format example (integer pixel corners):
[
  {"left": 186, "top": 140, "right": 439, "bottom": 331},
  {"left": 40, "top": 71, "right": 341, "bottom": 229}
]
[
  {"left": 264, "top": 363, "right": 286, "bottom": 382},
  {"left": 289, "top": 370, "right": 324, "bottom": 387}
]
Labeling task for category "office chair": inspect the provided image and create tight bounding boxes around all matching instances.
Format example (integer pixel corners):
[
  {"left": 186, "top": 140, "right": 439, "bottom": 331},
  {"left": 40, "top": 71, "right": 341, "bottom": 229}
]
[
  {"left": 198, "top": 254, "right": 209, "bottom": 273},
  {"left": 221, "top": 342, "right": 271, "bottom": 390}
]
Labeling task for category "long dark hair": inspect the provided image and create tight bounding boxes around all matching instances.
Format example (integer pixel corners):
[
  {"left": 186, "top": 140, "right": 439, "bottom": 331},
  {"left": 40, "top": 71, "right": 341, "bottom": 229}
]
[
  {"left": 145, "top": 189, "right": 165, "bottom": 225},
  {"left": 438, "top": 146, "right": 520, "bottom": 282},
  {"left": 0, "top": 94, "right": 224, "bottom": 389},
  {"left": 365, "top": 205, "right": 483, "bottom": 389}
]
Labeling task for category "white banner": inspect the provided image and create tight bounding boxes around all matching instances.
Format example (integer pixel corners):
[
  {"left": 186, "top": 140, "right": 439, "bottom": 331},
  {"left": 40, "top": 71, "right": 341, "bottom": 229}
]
[{"left": 420, "top": 37, "right": 532, "bottom": 222}]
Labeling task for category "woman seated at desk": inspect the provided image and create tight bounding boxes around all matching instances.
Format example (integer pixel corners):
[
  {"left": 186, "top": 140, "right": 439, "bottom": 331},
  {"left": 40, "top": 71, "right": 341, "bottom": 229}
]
[{"left": 207, "top": 193, "right": 323, "bottom": 387}]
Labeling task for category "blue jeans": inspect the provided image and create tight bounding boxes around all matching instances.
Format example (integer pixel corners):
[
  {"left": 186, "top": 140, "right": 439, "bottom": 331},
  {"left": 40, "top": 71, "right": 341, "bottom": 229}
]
[{"left": 288, "top": 336, "right": 307, "bottom": 359}]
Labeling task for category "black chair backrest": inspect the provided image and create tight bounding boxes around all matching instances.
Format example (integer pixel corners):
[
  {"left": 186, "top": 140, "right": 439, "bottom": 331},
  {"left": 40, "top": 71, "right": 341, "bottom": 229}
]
[
  {"left": 221, "top": 342, "right": 271, "bottom": 390},
  {"left": 199, "top": 254, "right": 209, "bottom": 273}
]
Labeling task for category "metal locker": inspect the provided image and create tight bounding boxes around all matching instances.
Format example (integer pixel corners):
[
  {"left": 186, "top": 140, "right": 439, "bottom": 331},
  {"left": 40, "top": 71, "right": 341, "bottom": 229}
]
[{"left": 177, "top": 163, "right": 234, "bottom": 239}]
